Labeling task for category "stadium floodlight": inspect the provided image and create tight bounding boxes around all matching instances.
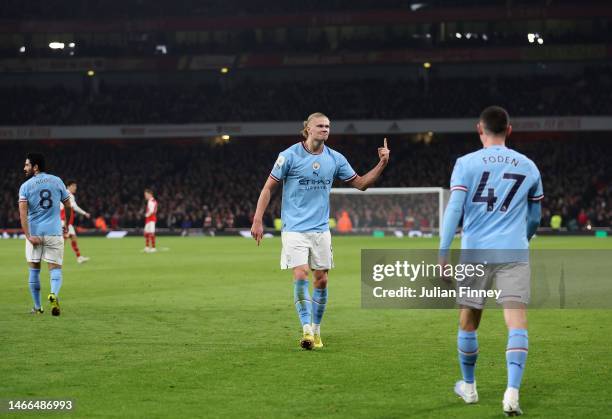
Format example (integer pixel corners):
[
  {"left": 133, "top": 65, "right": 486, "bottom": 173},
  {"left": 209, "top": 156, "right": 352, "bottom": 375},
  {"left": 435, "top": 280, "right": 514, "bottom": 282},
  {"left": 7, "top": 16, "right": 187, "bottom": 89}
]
[
  {"left": 19, "top": 46, "right": 25, "bottom": 53},
  {"left": 410, "top": 3, "right": 426, "bottom": 11},
  {"left": 155, "top": 45, "right": 167, "bottom": 54},
  {"left": 482, "top": 34, "right": 488, "bottom": 41},
  {"left": 49, "top": 42, "right": 65, "bottom": 50},
  {"left": 527, "top": 33, "right": 536, "bottom": 43},
  {"left": 466, "top": 33, "right": 472, "bottom": 39},
  {"left": 455, "top": 33, "right": 462, "bottom": 39},
  {"left": 423, "top": 62, "right": 432, "bottom": 69},
  {"left": 220, "top": 67, "right": 229, "bottom": 74},
  {"left": 330, "top": 187, "right": 450, "bottom": 236},
  {"left": 68, "top": 42, "right": 76, "bottom": 48},
  {"left": 537, "top": 38, "right": 544, "bottom": 45}
]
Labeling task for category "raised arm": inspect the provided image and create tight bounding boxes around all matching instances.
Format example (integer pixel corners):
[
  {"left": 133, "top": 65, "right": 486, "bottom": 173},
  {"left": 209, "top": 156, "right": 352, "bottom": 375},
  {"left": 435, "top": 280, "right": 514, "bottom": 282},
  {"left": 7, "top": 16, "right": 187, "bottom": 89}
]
[
  {"left": 347, "top": 138, "right": 390, "bottom": 191},
  {"left": 251, "top": 176, "right": 280, "bottom": 245}
]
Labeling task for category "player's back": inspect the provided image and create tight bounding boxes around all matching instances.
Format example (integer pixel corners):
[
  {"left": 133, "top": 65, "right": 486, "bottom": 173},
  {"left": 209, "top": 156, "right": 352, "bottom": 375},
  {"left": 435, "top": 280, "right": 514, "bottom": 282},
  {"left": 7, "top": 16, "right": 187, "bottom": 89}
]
[
  {"left": 452, "top": 145, "right": 543, "bottom": 250},
  {"left": 19, "top": 173, "right": 68, "bottom": 236}
]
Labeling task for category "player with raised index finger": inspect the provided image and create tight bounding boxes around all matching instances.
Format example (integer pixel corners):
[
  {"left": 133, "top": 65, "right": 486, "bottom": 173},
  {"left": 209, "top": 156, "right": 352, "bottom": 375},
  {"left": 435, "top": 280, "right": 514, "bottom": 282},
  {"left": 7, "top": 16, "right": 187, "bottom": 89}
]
[{"left": 251, "top": 112, "right": 390, "bottom": 350}]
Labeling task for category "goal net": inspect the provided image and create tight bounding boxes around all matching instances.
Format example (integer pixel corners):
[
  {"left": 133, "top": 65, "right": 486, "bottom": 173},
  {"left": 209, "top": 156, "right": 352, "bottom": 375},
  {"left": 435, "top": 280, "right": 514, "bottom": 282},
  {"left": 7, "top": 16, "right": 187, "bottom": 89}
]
[{"left": 330, "top": 187, "right": 450, "bottom": 236}]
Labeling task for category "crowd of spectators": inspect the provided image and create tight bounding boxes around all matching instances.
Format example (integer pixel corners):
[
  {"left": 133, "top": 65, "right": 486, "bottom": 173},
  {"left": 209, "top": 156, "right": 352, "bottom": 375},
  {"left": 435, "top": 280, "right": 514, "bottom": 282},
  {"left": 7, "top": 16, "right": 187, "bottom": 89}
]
[
  {"left": 331, "top": 194, "right": 441, "bottom": 232},
  {"left": 2, "top": 68, "right": 611, "bottom": 125},
  {"left": 0, "top": 136, "right": 609, "bottom": 233}
]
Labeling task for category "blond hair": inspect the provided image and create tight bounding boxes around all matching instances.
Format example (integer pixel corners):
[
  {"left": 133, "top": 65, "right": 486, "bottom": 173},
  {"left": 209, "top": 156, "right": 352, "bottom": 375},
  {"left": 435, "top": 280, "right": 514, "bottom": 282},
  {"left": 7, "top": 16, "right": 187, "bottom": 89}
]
[{"left": 301, "top": 112, "right": 329, "bottom": 139}]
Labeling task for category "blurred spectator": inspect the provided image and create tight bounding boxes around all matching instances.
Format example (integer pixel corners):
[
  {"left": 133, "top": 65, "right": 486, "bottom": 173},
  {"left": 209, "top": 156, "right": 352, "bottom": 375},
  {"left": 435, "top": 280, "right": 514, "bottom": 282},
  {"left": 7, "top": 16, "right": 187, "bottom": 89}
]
[
  {"left": 95, "top": 216, "right": 108, "bottom": 232},
  {"left": 337, "top": 211, "right": 353, "bottom": 233}
]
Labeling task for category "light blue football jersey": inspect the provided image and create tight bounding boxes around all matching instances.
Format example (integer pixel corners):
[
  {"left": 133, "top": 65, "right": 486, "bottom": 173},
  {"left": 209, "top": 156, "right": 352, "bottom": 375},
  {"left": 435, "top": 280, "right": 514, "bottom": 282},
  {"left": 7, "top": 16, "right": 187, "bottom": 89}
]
[
  {"left": 18, "top": 172, "right": 69, "bottom": 236},
  {"left": 270, "top": 142, "right": 357, "bottom": 232},
  {"left": 450, "top": 145, "right": 543, "bottom": 250}
]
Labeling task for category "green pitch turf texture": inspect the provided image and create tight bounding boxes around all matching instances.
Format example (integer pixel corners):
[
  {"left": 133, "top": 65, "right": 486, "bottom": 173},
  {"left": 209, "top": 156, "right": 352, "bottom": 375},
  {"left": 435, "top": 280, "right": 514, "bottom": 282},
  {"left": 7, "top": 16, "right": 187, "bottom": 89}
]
[{"left": 1, "top": 236, "right": 610, "bottom": 418}]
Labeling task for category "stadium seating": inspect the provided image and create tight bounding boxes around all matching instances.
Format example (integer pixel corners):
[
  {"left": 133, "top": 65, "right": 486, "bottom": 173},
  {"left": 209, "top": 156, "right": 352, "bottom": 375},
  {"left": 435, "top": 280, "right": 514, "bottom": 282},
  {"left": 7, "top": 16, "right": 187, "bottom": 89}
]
[
  {"left": 1, "top": 137, "right": 609, "bottom": 230},
  {"left": 1, "top": 69, "right": 611, "bottom": 125}
]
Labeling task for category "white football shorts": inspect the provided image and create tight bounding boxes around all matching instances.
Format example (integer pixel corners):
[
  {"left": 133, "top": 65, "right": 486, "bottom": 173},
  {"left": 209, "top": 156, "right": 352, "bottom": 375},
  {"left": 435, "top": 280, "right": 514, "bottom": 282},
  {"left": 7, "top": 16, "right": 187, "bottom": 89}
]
[
  {"left": 144, "top": 221, "right": 156, "bottom": 234},
  {"left": 25, "top": 235, "right": 64, "bottom": 265},
  {"left": 281, "top": 231, "right": 334, "bottom": 270}
]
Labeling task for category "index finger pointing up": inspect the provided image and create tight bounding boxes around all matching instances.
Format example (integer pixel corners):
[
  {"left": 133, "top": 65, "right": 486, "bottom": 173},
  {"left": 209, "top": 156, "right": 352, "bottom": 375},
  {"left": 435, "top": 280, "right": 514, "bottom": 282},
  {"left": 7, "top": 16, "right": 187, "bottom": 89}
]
[{"left": 384, "top": 137, "right": 388, "bottom": 149}]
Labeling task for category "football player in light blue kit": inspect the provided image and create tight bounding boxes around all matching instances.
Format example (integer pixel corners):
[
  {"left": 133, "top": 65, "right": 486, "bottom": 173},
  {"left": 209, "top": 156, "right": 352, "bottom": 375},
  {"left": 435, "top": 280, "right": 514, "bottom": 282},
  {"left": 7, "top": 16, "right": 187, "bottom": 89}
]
[
  {"left": 251, "top": 112, "right": 390, "bottom": 349},
  {"left": 439, "top": 107, "right": 543, "bottom": 416},
  {"left": 19, "top": 153, "right": 72, "bottom": 316}
]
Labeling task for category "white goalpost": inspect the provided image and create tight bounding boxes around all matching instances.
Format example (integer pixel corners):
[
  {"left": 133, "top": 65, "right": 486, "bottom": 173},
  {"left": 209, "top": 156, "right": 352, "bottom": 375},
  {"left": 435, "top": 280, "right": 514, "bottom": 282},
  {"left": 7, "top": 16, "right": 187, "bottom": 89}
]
[{"left": 330, "top": 187, "right": 450, "bottom": 236}]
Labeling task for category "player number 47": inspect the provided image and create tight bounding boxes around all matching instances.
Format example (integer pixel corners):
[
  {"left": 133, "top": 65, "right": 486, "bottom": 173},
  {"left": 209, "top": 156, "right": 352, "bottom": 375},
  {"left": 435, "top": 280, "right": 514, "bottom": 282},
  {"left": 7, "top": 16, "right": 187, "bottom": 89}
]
[{"left": 472, "top": 171, "right": 526, "bottom": 212}]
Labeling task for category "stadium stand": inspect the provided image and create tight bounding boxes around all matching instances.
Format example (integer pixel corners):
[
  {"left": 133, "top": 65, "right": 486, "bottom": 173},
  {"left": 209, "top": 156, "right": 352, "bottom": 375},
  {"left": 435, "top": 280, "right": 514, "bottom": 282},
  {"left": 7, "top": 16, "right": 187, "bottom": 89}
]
[
  {"left": 1, "top": 68, "right": 611, "bottom": 125},
  {"left": 1, "top": 137, "right": 609, "bottom": 231}
]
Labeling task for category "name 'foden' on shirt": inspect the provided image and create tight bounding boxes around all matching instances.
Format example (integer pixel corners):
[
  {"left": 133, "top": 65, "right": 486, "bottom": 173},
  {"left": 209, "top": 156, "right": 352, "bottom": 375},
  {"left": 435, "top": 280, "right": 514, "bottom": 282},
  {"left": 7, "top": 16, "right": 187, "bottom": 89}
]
[{"left": 482, "top": 155, "right": 520, "bottom": 167}]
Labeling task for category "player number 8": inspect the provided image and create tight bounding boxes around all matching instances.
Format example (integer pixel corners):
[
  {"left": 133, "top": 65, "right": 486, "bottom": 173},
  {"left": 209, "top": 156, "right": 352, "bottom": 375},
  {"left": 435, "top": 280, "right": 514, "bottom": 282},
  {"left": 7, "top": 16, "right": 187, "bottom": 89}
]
[{"left": 39, "top": 189, "right": 53, "bottom": 209}]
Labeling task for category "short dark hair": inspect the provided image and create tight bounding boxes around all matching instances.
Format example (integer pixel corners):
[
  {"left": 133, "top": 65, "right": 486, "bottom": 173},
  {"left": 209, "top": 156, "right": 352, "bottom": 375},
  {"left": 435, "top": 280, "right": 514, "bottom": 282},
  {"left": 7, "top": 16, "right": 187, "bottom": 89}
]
[
  {"left": 144, "top": 188, "right": 154, "bottom": 195},
  {"left": 66, "top": 180, "right": 77, "bottom": 187},
  {"left": 480, "top": 106, "right": 510, "bottom": 135},
  {"left": 26, "top": 153, "right": 46, "bottom": 172}
]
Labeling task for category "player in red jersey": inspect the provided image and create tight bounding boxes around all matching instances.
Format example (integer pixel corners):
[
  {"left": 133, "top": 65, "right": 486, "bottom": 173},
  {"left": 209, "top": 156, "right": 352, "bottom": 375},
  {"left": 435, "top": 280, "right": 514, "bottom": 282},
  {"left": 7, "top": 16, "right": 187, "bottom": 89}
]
[
  {"left": 143, "top": 189, "right": 158, "bottom": 253},
  {"left": 60, "top": 180, "right": 91, "bottom": 264}
]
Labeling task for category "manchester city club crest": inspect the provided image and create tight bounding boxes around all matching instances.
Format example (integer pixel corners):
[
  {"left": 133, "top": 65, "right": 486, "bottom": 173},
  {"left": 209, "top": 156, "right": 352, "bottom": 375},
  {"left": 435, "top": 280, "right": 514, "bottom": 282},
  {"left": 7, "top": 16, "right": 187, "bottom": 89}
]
[
  {"left": 275, "top": 155, "right": 285, "bottom": 169},
  {"left": 312, "top": 162, "right": 320, "bottom": 170}
]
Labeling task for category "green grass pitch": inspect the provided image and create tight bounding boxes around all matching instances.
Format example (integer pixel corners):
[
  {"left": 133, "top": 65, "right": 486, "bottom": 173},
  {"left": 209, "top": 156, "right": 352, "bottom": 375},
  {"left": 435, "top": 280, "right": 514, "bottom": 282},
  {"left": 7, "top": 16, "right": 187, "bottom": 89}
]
[{"left": 1, "top": 236, "right": 611, "bottom": 418}]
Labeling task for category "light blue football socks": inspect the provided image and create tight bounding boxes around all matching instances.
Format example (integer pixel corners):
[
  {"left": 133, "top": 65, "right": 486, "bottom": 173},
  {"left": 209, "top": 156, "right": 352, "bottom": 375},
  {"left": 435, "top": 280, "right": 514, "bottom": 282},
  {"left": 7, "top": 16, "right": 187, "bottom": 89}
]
[
  {"left": 294, "top": 279, "right": 312, "bottom": 327},
  {"left": 28, "top": 268, "right": 41, "bottom": 309},
  {"left": 506, "top": 329, "right": 529, "bottom": 389},
  {"left": 312, "top": 287, "right": 328, "bottom": 325},
  {"left": 458, "top": 329, "right": 479, "bottom": 384},
  {"left": 50, "top": 268, "right": 63, "bottom": 295}
]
